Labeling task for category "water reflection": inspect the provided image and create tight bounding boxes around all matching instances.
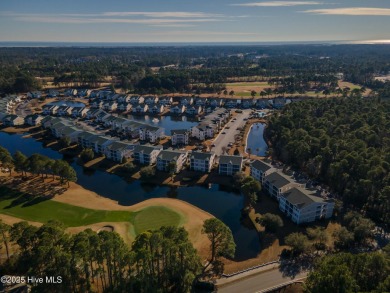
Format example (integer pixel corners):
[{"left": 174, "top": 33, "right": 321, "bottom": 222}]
[
  {"left": 0, "top": 131, "right": 260, "bottom": 259},
  {"left": 246, "top": 123, "right": 268, "bottom": 156}
]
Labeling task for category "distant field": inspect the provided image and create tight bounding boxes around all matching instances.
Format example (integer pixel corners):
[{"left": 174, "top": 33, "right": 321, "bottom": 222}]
[
  {"left": 234, "top": 92, "right": 260, "bottom": 97},
  {"left": 338, "top": 81, "right": 362, "bottom": 90},
  {"left": 0, "top": 187, "right": 183, "bottom": 234},
  {"left": 225, "top": 81, "right": 275, "bottom": 97},
  {"left": 226, "top": 82, "right": 269, "bottom": 87}
]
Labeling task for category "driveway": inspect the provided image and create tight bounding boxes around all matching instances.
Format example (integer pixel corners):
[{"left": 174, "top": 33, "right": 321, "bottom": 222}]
[{"left": 212, "top": 109, "right": 251, "bottom": 158}]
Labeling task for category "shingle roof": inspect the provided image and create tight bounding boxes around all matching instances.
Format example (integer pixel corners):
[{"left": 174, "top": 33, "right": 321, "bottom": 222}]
[
  {"left": 78, "top": 131, "right": 96, "bottom": 140},
  {"left": 281, "top": 187, "right": 326, "bottom": 209},
  {"left": 61, "top": 126, "right": 82, "bottom": 136},
  {"left": 51, "top": 121, "right": 70, "bottom": 130},
  {"left": 251, "top": 160, "right": 274, "bottom": 173},
  {"left": 190, "top": 152, "right": 214, "bottom": 161},
  {"left": 89, "top": 136, "right": 113, "bottom": 145},
  {"left": 219, "top": 155, "right": 243, "bottom": 166},
  {"left": 106, "top": 141, "right": 131, "bottom": 151},
  {"left": 158, "top": 150, "right": 187, "bottom": 161},
  {"left": 171, "top": 129, "right": 189, "bottom": 135},
  {"left": 140, "top": 125, "right": 160, "bottom": 132},
  {"left": 134, "top": 145, "right": 162, "bottom": 155},
  {"left": 264, "top": 172, "right": 293, "bottom": 189}
]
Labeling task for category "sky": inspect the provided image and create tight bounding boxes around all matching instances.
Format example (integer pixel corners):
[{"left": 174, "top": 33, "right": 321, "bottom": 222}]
[{"left": 0, "top": 0, "right": 389, "bottom": 43}]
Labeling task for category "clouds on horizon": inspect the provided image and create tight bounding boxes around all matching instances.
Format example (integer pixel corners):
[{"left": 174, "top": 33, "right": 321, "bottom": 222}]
[
  {"left": 0, "top": 11, "right": 227, "bottom": 26},
  {"left": 0, "top": 1, "right": 389, "bottom": 43},
  {"left": 231, "top": 1, "right": 323, "bottom": 7},
  {"left": 302, "top": 7, "right": 390, "bottom": 16}
]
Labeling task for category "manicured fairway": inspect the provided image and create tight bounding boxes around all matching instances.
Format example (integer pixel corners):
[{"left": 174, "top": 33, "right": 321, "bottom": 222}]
[
  {"left": 133, "top": 206, "right": 184, "bottom": 234},
  {"left": 0, "top": 186, "right": 184, "bottom": 233}
]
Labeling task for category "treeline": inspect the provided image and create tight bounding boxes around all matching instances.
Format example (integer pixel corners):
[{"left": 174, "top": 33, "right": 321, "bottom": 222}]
[
  {"left": 0, "top": 147, "right": 76, "bottom": 186},
  {"left": 1, "top": 44, "right": 390, "bottom": 95},
  {"left": 0, "top": 221, "right": 200, "bottom": 292},
  {"left": 0, "top": 70, "right": 41, "bottom": 94},
  {"left": 367, "top": 80, "right": 390, "bottom": 99},
  {"left": 266, "top": 97, "right": 390, "bottom": 227},
  {"left": 305, "top": 248, "right": 390, "bottom": 292},
  {"left": 283, "top": 211, "right": 377, "bottom": 256},
  {"left": 134, "top": 74, "right": 225, "bottom": 95},
  {"left": 0, "top": 218, "right": 235, "bottom": 292}
]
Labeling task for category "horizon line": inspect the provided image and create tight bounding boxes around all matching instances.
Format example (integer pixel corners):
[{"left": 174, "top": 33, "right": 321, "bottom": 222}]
[{"left": 0, "top": 40, "right": 389, "bottom": 48}]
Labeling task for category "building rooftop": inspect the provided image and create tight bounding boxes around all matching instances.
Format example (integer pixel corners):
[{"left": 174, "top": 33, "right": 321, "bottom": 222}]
[
  {"left": 171, "top": 129, "right": 190, "bottom": 135},
  {"left": 89, "top": 135, "right": 113, "bottom": 145},
  {"left": 61, "top": 126, "right": 82, "bottom": 136},
  {"left": 265, "top": 172, "right": 294, "bottom": 189},
  {"left": 190, "top": 151, "right": 215, "bottom": 161},
  {"left": 78, "top": 131, "right": 96, "bottom": 140},
  {"left": 251, "top": 159, "right": 275, "bottom": 173},
  {"left": 134, "top": 145, "right": 162, "bottom": 155},
  {"left": 140, "top": 124, "right": 161, "bottom": 132},
  {"left": 219, "top": 155, "right": 243, "bottom": 166},
  {"left": 106, "top": 141, "right": 132, "bottom": 151},
  {"left": 281, "top": 187, "right": 329, "bottom": 209},
  {"left": 158, "top": 150, "right": 187, "bottom": 161}
]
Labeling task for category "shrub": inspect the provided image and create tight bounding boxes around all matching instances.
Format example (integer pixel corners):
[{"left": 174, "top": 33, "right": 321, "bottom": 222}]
[{"left": 140, "top": 166, "right": 156, "bottom": 179}]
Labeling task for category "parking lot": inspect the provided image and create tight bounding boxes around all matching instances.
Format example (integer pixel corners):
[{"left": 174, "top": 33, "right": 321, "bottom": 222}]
[{"left": 211, "top": 109, "right": 251, "bottom": 158}]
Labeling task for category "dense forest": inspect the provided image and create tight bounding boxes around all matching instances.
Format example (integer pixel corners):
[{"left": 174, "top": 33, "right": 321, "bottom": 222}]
[
  {"left": 0, "top": 44, "right": 389, "bottom": 95},
  {"left": 266, "top": 97, "right": 390, "bottom": 227},
  {"left": 305, "top": 248, "right": 390, "bottom": 292}
]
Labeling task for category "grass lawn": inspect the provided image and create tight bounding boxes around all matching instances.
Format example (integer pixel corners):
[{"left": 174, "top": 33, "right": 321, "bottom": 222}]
[
  {"left": 0, "top": 186, "right": 184, "bottom": 234},
  {"left": 226, "top": 82, "right": 269, "bottom": 87},
  {"left": 234, "top": 92, "right": 255, "bottom": 97},
  {"left": 133, "top": 206, "right": 184, "bottom": 234}
]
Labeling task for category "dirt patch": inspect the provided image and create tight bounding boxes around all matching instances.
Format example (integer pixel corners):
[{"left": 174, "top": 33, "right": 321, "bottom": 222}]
[
  {"left": 0, "top": 214, "right": 42, "bottom": 227},
  {"left": 0, "top": 125, "right": 38, "bottom": 134}
]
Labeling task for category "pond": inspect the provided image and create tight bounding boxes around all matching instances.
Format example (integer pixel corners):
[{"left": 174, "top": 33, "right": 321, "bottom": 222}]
[
  {"left": 246, "top": 123, "right": 268, "bottom": 157},
  {"left": 46, "top": 101, "right": 86, "bottom": 107},
  {"left": 0, "top": 131, "right": 259, "bottom": 260},
  {"left": 126, "top": 115, "right": 199, "bottom": 133}
]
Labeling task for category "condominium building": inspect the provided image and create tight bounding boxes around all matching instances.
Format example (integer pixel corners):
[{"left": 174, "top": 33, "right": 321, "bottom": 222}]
[
  {"left": 190, "top": 152, "right": 215, "bottom": 173},
  {"left": 279, "top": 187, "right": 335, "bottom": 224},
  {"left": 218, "top": 155, "right": 243, "bottom": 176}
]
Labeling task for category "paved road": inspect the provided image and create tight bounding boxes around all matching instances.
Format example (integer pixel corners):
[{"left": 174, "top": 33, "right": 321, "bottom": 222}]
[
  {"left": 218, "top": 269, "right": 307, "bottom": 293},
  {"left": 212, "top": 109, "right": 251, "bottom": 157}
]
